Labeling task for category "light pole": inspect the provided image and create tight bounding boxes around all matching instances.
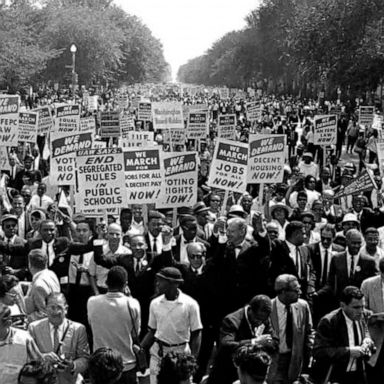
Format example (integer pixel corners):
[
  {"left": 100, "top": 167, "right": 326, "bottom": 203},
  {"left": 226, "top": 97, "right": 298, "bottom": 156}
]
[{"left": 70, "top": 44, "right": 77, "bottom": 95}]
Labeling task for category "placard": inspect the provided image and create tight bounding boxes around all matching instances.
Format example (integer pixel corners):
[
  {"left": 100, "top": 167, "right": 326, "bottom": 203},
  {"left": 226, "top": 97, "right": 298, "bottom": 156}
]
[
  {"left": 314, "top": 115, "right": 337, "bottom": 145},
  {"left": 334, "top": 169, "right": 377, "bottom": 199},
  {"left": 35, "top": 106, "right": 53, "bottom": 135},
  {"left": 50, "top": 131, "right": 93, "bottom": 185},
  {"left": 54, "top": 104, "right": 80, "bottom": 134},
  {"left": 137, "top": 102, "right": 152, "bottom": 121},
  {"left": 218, "top": 114, "right": 236, "bottom": 140},
  {"left": 163, "top": 128, "right": 186, "bottom": 146},
  {"left": 119, "top": 132, "right": 154, "bottom": 148},
  {"left": 207, "top": 139, "right": 248, "bottom": 193},
  {"left": 246, "top": 101, "right": 262, "bottom": 122},
  {"left": 100, "top": 111, "right": 120, "bottom": 138},
  {"left": 359, "top": 106, "right": 375, "bottom": 126},
  {"left": 152, "top": 102, "right": 184, "bottom": 130},
  {"left": 120, "top": 113, "right": 135, "bottom": 137},
  {"left": 0, "top": 147, "right": 10, "bottom": 171},
  {"left": 247, "top": 134, "right": 286, "bottom": 183},
  {"left": 0, "top": 95, "right": 19, "bottom": 146},
  {"left": 156, "top": 151, "right": 198, "bottom": 208},
  {"left": 75, "top": 148, "right": 127, "bottom": 210},
  {"left": 80, "top": 116, "right": 96, "bottom": 132},
  {"left": 18, "top": 111, "right": 38, "bottom": 143},
  {"left": 187, "top": 112, "right": 208, "bottom": 139},
  {"left": 124, "top": 147, "right": 162, "bottom": 203}
]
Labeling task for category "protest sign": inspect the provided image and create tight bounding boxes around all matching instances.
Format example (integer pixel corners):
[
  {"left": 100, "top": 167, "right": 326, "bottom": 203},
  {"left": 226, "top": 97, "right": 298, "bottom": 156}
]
[
  {"left": 246, "top": 101, "right": 262, "bottom": 122},
  {"left": 207, "top": 139, "right": 248, "bottom": 193},
  {"left": 187, "top": 112, "right": 208, "bottom": 139},
  {"left": 314, "top": 115, "right": 337, "bottom": 145},
  {"left": 359, "top": 106, "right": 375, "bottom": 126},
  {"left": 334, "top": 169, "right": 377, "bottom": 199},
  {"left": 35, "top": 106, "right": 53, "bottom": 135},
  {"left": 152, "top": 101, "right": 184, "bottom": 130},
  {"left": 119, "top": 131, "right": 154, "bottom": 148},
  {"left": 218, "top": 114, "right": 236, "bottom": 140},
  {"left": 54, "top": 105, "right": 80, "bottom": 134},
  {"left": 100, "top": 111, "right": 120, "bottom": 138},
  {"left": 18, "top": 112, "right": 38, "bottom": 143},
  {"left": 137, "top": 102, "right": 152, "bottom": 121},
  {"left": 50, "top": 130, "right": 93, "bottom": 185},
  {"left": 372, "top": 114, "right": 383, "bottom": 131},
  {"left": 247, "top": 134, "right": 286, "bottom": 184},
  {"left": 117, "top": 94, "right": 128, "bottom": 110},
  {"left": 123, "top": 147, "right": 162, "bottom": 204},
  {"left": 156, "top": 151, "right": 198, "bottom": 208},
  {"left": 0, "top": 95, "right": 19, "bottom": 147},
  {"left": 80, "top": 116, "right": 96, "bottom": 132},
  {"left": 120, "top": 113, "right": 135, "bottom": 137},
  {"left": 75, "top": 148, "right": 127, "bottom": 210},
  {"left": 219, "top": 88, "right": 229, "bottom": 99},
  {"left": 377, "top": 140, "right": 384, "bottom": 175},
  {"left": 163, "top": 128, "right": 186, "bottom": 146},
  {"left": 88, "top": 96, "right": 98, "bottom": 111}
]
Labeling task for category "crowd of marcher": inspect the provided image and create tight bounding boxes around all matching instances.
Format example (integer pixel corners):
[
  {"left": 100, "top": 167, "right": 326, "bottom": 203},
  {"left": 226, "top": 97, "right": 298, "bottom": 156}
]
[{"left": 1, "top": 84, "right": 384, "bottom": 384}]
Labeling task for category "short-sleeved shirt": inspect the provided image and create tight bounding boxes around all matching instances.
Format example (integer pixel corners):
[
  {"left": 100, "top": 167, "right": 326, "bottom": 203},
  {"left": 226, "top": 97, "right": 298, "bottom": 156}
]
[{"left": 148, "top": 290, "right": 202, "bottom": 345}]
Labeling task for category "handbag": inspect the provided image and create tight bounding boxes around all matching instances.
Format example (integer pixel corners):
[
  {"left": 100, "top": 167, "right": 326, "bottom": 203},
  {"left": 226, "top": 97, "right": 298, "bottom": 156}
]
[{"left": 127, "top": 299, "right": 148, "bottom": 373}]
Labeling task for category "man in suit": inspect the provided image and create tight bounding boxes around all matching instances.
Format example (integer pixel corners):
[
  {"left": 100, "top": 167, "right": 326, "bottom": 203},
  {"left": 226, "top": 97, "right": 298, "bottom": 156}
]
[
  {"left": 320, "top": 229, "right": 377, "bottom": 300},
  {"left": 208, "top": 295, "right": 277, "bottom": 384},
  {"left": 361, "top": 258, "right": 384, "bottom": 383},
  {"left": 193, "top": 202, "right": 213, "bottom": 241},
  {"left": 13, "top": 154, "right": 42, "bottom": 192},
  {"left": 28, "top": 292, "right": 89, "bottom": 384},
  {"left": 6, "top": 155, "right": 23, "bottom": 190},
  {"left": 350, "top": 194, "right": 384, "bottom": 233},
  {"left": 0, "top": 214, "right": 28, "bottom": 279},
  {"left": 311, "top": 286, "right": 375, "bottom": 384},
  {"left": 144, "top": 210, "right": 165, "bottom": 263},
  {"left": 25, "top": 249, "right": 60, "bottom": 322},
  {"left": 171, "top": 215, "right": 209, "bottom": 263},
  {"left": 301, "top": 224, "right": 339, "bottom": 324},
  {"left": 10, "top": 194, "right": 30, "bottom": 239},
  {"left": 268, "top": 274, "right": 314, "bottom": 384}
]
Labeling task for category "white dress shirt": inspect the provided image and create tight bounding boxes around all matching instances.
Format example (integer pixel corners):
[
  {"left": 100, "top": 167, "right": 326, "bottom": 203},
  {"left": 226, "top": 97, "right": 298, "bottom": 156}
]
[
  {"left": 346, "top": 250, "right": 360, "bottom": 277},
  {"left": 148, "top": 232, "right": 163, "bottom": 256},
  {"left": 319, "top": 243, "right": 333, "bottom": 282},
  {"left": 276, "top": 297, "right": 290, "bottom": 353},
  {"left": 41, "top": 240, "right": 55, "bottom": 266},
  {"left": 286, "top": 240, "right": 301, "bottom": 277},
  {"left": 49, "top": 319, "right": 67, "bottom": 354}
]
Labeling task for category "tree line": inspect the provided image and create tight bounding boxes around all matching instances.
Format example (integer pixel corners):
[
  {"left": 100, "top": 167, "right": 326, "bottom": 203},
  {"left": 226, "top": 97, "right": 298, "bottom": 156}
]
[
  {"left": 0, "top": 0, "right": 170, "bottom": 92},
  {"left": 177, "top": 0, "right": 384, "bottom": 99}
]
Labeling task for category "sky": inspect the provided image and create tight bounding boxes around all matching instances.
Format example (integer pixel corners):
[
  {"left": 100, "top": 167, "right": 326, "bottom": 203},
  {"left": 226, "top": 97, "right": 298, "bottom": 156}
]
[{"left": 115, "top": 0, "right": 260, "bottom": 80}]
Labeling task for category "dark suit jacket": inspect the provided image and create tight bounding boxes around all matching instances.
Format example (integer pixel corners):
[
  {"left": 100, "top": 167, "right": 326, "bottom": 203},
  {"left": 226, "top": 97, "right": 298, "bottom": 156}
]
[
  {"left": 312, "top": 308, "right": 371, "bottom": 384},
  {"left": 13, "top": 168, "right": 42, "bottom": 192},
  {"left": 320, "top": 251, "right": 377, "bottom": 299},
  {"left": 208, "top": 307, "right": 277, "bottom": 384}
]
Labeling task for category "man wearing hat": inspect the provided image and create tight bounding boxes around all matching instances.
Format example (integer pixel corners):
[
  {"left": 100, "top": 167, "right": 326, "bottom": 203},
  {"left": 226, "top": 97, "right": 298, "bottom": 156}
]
[
  {"left": 298, "top": 152, "right": 319, "bottom": 179},
  {"left": 0, "top": 214, "right": 28, "bottom": 279},
  {"left": 193, "top": 202, "right": 213, "bottom": 241},
  {"left": 141, "top": 266, "right": 202, "bottom": 384}
]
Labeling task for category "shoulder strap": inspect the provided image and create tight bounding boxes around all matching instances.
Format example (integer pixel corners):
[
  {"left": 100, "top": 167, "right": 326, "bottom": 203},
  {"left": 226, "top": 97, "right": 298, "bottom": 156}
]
[{"left": 126, "top": 299, "right": 139, "bottom": 343}]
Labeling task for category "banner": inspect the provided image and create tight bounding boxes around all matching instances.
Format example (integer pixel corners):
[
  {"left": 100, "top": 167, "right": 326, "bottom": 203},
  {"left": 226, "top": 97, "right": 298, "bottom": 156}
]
[
  {"left": 124, "top": 147, "right": 162, "bottom": 204},
  {"left": 18, "top": 112, "right": 38, "bottom": 143},
  {"left": 187, "top": 112, "right": 208, "bottom": 139},
  {"left": 314, "top": 115, "right": 337, "bottom": 145},
  {"left": 156, "top": 151, "right": 198, "bottom": 208},
  {"left": 50, "top": 131, "right": 93, "bottom": 185},
  {"left": 152, "top": 101, "right": 184, "bottom": 130},
  {"left": 247, "top": 134, "right": 286, "bottom": 183},
  {"left": 218, "top": 114, "right": 236, "bottom": 140},
  {"left": 137, "top": 102, "right": 152, "bottom": 121},
  {"left": 334, "top": 169, "right": 377, "bottom": 199},
  {"left": 54, "top": 105, "right": 80, "bottom": 134},
  {"left": 35, "top": 106, "right": 53, "bottom": 135},
  {"left": 100, "top": 111, "right": 120, "bottom": 138},
  {"left": 207, "top": 139, "right": 248, "bottom": 193},
  {"left": 75, "top": 148, "right": 128, "bottom": 210},
  {"left": 163, "top": 128, "right": 186, "bottom": 146},
  {"left": 246, "top": 101, "right": 262, "bottom": 122},
  {"left": 119, "top": 131, "right": 154, "bottom": 148},
  {"left": 359, "top": 106, "right": 375, "bottom": 126},
  {"left": 120, "top": 113, "right": 135, "bottom": 137},
  {"left": 0, "top": 95, "right": 19, "bottom": 147},
  {"left": 80, "top": 116, "right": 96, "bottom": 132}
]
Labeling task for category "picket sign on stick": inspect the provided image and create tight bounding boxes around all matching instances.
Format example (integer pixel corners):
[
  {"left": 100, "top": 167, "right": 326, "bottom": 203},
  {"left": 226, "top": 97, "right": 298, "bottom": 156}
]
[
  {"left": 172, "top": 208, "right": 178, "bottom": 228},
  {"left": 258, "top": 183, "right": 264, "bottom": 211},
  {"left": 69, "top": 185, "right": 74, "bottom": 213},
  {"left": 221, "top": 190, "right": 229, "bottom": 215}
]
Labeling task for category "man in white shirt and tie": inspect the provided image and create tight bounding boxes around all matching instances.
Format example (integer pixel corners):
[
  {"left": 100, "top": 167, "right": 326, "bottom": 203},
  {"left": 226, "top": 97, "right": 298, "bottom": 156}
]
[{"left": 145, "top": 211, "right": 165, "bottom": 263}]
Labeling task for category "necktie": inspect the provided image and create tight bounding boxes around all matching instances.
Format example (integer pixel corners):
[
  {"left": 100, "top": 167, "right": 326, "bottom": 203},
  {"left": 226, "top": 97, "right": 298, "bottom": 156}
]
[
  {"left": 350, "top": 254, "right": 355, "bottom": 278},
  {"left": 322, "top": 250, "right": 329, "bottom": 286},
  {"left": 75, "top": 254, "right": 84, "bottom": 285},
  {"left": 53, "top": 326, "right": 60, "bottom": 353},
  {"left": 135, "top": 260, "right": 141, "bottom": 274},
  {"left": 285, "top": 305, "right": 293, "bottom": 349},
  {"left": 353, "top": 321, "right": 363, "bottom": 372},
  {"left": 39, "top": 196, "right": 43, "bottom": 207},
  {"left": 153, "top": 237, "right": 158, "bottom": 256}
]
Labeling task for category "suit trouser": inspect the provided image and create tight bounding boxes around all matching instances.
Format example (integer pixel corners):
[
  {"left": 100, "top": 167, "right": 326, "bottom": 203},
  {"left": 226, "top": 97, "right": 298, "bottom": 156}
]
[
  {"left": 149, "top": 342, "right": 190, "bottom": 384},
  {"left": 268, "top": 352, "right": 291, "bottom": 384}
]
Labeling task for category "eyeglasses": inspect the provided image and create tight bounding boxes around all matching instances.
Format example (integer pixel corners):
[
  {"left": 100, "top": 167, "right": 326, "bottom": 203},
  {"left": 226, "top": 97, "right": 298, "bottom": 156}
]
[{"left": 189, "top": 254, "right": 203, "bottom": 260}]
